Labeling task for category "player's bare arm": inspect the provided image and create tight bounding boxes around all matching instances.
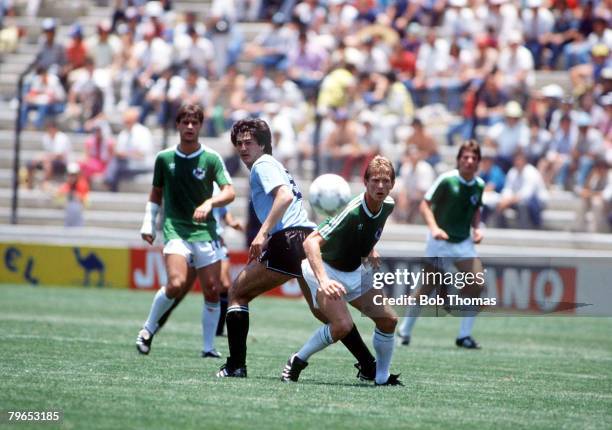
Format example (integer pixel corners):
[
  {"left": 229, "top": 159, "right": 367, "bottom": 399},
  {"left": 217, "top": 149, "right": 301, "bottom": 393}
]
[
  {"left": 248, "top": 184, "right": 293, "bottom": 262},
  {"left": 193, "top": 184, "right": 235, "bottom": 223},
  {"left": 224, "top": 212, "right": 245, "bottom": 231},
  {"left": 420, "top": 199, "right": 448, "bottom": 240},
  {"left": 303, "top": 231, "right": 347, "bottom": 300},
  {"left": 140, "top": 186, "right": 163, "bottom": 245}
]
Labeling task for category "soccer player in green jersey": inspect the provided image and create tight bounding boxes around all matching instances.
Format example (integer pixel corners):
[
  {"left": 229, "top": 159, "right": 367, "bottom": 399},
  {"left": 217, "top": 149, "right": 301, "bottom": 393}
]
[
  {"left": 398, "top": 140, "right": 486, "bottom": 349},
  {"left": 136, "top": 104, "right": 236, "bottom": 356},
  {"left": 281, "top": 156, "right": 402, "bottom": 386}
]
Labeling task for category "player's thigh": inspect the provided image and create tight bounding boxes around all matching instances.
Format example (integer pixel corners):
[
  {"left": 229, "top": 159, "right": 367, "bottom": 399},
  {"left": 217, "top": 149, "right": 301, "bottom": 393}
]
[
  {"left": 454, "top": 257, "right": 485, "bottom": 298},
  {"left": 230, "top": 261, "right": 293, "bottom": 304},
  {"left": 197, "top": 260, "right": 222, "bottom": 301},
  {"left": 220, "top": 259, "right": 232, "bottom": 290},
  {"left": 164, "top": 254, "right": 191, "bottom": 297},
  {"left": 316, "top": 292, "right": 354, "bottom": 341},
  {"left": 298, "top": 277, "right": 328, "bottom": 324},
  {"left": 350, "top": 289, "right": 398, "bottom": 333},
  {"left": 173, "top": 267, "right": 198, "bottom": 302}
]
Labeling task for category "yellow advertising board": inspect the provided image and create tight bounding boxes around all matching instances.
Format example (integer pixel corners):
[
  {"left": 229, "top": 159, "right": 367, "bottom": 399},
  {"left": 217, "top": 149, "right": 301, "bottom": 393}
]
[{"left": 0, "top": 243, "right": 129, "bottom": 288}]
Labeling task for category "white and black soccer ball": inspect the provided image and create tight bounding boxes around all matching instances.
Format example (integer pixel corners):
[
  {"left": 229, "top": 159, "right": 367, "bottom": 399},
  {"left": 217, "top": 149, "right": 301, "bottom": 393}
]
[{"left": 308, "top": 174, "right": 352, "bottom": 217}]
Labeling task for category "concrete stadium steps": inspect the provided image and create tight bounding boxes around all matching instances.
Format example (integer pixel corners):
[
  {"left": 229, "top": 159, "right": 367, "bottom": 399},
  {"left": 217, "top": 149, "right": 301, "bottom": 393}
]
[
  {"left": 381, "top": 224, "right": 612, "bottom": 252},
  {"left": 0, "top": 187, "right": 249, "bottom": 213}
]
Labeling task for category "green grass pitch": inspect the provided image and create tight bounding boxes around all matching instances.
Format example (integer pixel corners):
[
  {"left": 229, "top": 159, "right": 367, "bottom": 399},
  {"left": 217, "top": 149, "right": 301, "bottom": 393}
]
[{"left": 1, "top": 284, "right": 611, "bottom": 430}]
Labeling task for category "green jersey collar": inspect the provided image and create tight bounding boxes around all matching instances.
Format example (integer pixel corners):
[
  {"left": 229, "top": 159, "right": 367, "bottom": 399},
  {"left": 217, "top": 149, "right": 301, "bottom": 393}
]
[
  {"left": 361, "top": 192, "right": 384, "bottom": 219},
  {"left": 453, "top": 169, "right": 477, "bottom": 186},
  {"left": 175, "top": 144, "right": 204, "bottom": 159}
]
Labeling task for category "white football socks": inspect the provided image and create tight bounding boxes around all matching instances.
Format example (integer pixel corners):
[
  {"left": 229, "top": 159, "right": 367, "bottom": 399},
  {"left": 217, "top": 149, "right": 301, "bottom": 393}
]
[
  {"left": 144, "top": 287, "right": 175, "bottom": 334},
  {"left": 296, "top": 324, "right": 334, "bottom": 362},
  {"left": 373, "top": 328, "right": 395, "bottom": 384},
  {"left": 202, "top": 300, "right": 221, "bottom": 352}
]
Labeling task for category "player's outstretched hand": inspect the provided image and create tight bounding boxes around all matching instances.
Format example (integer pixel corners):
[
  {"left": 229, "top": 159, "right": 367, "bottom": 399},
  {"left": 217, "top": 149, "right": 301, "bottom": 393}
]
[
  {"left": 193, "top": 200, "right": 213, "bottom": 223},
  {"left": 472, "top": 227, "right": 484, "bottom": 244},
  {"left": 432, "top": 227, "right": 449, "bottom": 241},
  {"left": 230, "top": 219, "right": 245, "bottom": 232},
  {"left": 318, "top": 279, "right": 347, "bottom": 300},
  {"left": 141, "top": 233, "right": 155, "bottom": 245}
]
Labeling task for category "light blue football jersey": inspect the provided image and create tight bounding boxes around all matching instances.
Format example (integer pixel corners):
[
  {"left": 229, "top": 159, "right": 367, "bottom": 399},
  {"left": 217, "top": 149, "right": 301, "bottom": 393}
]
[{"left": 250, "top": 154, "right": 315, "bottom": 234}]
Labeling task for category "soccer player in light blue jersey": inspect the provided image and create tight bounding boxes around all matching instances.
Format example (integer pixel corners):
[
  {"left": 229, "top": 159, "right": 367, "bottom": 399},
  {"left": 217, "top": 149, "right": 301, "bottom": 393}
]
[{"left": 218, "top": 119, "right": 377, "bottom": 379}]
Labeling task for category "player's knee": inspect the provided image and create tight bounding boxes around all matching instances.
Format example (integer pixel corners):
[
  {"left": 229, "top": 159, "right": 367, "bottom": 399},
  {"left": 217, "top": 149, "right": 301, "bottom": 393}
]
[
  {"left": 203, "top": 287, "right": 219, "bottom": 302},
  {"left": 330, "top": 319, "right": 353, "bottom": 341},
  {"left": 166, "top": 275, "right": 187, "bottom": 298},
  {"left": 377, "top": 315, "right": 397, "bottom": 334}
]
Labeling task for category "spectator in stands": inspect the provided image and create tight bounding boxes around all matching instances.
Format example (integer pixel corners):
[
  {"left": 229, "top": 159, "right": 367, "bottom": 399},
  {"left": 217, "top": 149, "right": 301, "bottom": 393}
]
[
  {"left": 478, "top": 147, "right": 506, "bottom": 224},
  {"left": 316, "top": 61, "right": 357, "bottom": 114},
  {"left": 263, "top": 102, "right": 298, "bottom": 169},
  {"left": 20, "top": 66, "right": 66, "bottom": 130},
  {"left": 496, "top": 150, "right": 548, "bottom": 229},
  {"left": 84, "top": 19, "right": 121, "bottom": 114},
  {"left": 496, "top": 30, "right": 535, "bottom": 103},
  {"left": 484, "top": 101, "right": 529, "bottom": 172},
  {"left": 482, "top": 0, "right": 520, "bottom": 46},
  {"left": 571, "top": 112, "right": 604, "bottom": 189},
  {"left": 33, "top": 18, "right": 66, "bottom": 78},
  {"left": 207, "top": 0, "right": 242, "bottom": 76},
  {"left": 540, "top": 0, "right": 579, "bottom": 70},
  {"left": 474, "top": 73, "right": 509, "bottom": 127},
  {"left": 549, "top": 95, "right": 579, "bottom": 133},
  {"left": 525, "top": 115, "right": 552, "bottom": 166},
  {"left": 79, "top": 122, "right": 114, "bottom": 183},
  {"left": 466, "top": 33, "right": 499, "bottom": 83},
  {"left": 322, "top": 109, "right": 365, "bottom": 179},
  {"left": 575, "top": 156, "right": 611, "bottom": 232},
  {"left": 405, "top": 117, "right": 440, "bottom": 167},
  {"left": 394, "top": 145, "right": 435, "bottom": 223},
  {"left": 131, "top": 22, "right": 172, "bottom": 107},
  {"left": 562, "top": 1, "right": 596, "bottom": 68},
  {"left": 104, "top": 108, "right": 154, "bottom": 192},
  {"left": 26, "top": 120, "right": 72, "bottom": 190},
  {"left": 538, "top": 83, "right": 564, "bottom": 129},
  {"left": 242, "top": 64, "right": 275, "bottom": 116},
  {"left": 174, "top": 25, "right": 216, "bottom": 78},
  {"left": 64, "top": 24, "right": 88, "bottom": 77},
  {"left": 570, "top": 44, "right": 612, "bottom": 90},
  {"left": 244, "top": 12, "right": 296, "bottom": 71},
  {"left": 539, "top": 113, "right": 576, "bottom": 188},
  {"left": 521, "top": 0, "right": 555, "bottom": 70},
  {"left": 412, "top": 26, "right": 449, "bottom": 107},
  {"left": 287, "top": 31, "right": 329, "bottom": 98},
  {"left": 66, "top": 58, "right": 105, "bottom": 132},
  {"left": 139, "top": 65, "right": 190, "bottom": 127},
  {"left": 56, "top": 162, "right": 89, "bottom": 227}
]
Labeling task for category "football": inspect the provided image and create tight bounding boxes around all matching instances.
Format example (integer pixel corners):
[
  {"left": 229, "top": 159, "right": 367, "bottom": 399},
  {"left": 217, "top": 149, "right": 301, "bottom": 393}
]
[{"left": 308, "top": 174, "right": 352, "bottom": 217}]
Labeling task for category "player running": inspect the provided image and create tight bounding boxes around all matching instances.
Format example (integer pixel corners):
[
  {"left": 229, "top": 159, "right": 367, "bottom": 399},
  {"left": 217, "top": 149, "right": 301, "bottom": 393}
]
[
  {"left": 217, "top": 118, "right": 377, "bottom": 379},
  {"left": 282, "top": 156, "right": 402, "bottom": 386},
  {"left": 398, "top": 140, "right": 486, "bottom": 349},
  {"left": 136, "top": 103, "right": 235, "bottom": 356}
]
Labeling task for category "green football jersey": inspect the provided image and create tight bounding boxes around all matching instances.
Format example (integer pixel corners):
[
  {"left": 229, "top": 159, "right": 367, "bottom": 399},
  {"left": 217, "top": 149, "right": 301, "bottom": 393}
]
[
  {"left": 317, "top": 193, "right": 394, "bottom": 272},
  {"left": 152, "top": 145, "right": 232, "bottom": 243},
  {"left": 424, "top": 169, "right": 484, "bottom": 243}
]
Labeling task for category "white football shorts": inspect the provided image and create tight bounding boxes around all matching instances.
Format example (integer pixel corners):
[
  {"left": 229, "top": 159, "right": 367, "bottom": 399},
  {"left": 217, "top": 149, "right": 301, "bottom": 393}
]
[{"left": 163, "top": 239, "right": 224, "bottom": 269}]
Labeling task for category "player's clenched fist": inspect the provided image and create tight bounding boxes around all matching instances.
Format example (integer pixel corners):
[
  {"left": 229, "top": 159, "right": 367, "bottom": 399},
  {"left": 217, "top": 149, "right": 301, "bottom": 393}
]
[{"left": 193, "top": 200, "right": 213, "bottom": 222}]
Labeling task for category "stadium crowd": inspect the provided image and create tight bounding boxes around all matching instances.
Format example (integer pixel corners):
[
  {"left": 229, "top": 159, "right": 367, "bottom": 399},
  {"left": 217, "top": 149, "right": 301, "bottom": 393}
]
[{"left": 8, "top": 0, "right": 612, "bottom": 232}]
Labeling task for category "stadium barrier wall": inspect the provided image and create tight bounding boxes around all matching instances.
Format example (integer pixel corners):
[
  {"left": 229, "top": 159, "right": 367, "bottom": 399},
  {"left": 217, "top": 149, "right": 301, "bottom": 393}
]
[
  {"left": 0, "top": 243, "right": 301, "bottom": 297},
  {"left": 1, "top": 242, "right": 609, "bottom": 315}
]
